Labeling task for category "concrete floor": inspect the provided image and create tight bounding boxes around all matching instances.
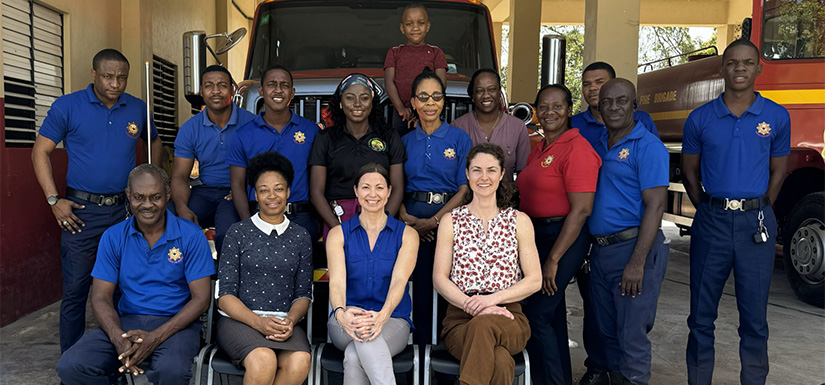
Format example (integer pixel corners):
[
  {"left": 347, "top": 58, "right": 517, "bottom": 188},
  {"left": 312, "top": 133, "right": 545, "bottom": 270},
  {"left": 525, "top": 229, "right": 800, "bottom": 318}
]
[{"left": 2, "top": 222, "right": 824, "bottom": 385}]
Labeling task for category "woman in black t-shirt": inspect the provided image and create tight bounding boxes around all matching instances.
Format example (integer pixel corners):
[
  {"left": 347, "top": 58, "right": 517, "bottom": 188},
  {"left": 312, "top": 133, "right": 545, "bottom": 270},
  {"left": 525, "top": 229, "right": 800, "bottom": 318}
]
[{"left": 309, "top": 74, "right": 406, "bottom": 239}]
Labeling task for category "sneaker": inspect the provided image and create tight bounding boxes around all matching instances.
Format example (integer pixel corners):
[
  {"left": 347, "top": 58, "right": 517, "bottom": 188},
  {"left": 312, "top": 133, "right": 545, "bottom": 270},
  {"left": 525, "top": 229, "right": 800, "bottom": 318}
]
[{"left": 579, "top": 370, "right": 610, "bottom": 385}]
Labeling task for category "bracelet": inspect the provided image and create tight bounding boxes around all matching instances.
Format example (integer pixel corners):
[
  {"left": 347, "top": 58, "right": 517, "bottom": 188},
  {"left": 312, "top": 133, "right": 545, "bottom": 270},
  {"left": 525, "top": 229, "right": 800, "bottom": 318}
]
[
  {"left": 432, "top": 215, "right": 440, "bottom": 226},
  {"left": 333, "top": 306, "right": 345, "bottom": 318}
]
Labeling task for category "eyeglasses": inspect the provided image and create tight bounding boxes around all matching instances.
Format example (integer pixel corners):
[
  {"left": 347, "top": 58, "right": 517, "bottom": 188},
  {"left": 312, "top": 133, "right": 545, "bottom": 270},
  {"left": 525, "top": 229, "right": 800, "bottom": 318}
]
[{"left": 414, "top": 92, "right": 445, "bottom": 103}]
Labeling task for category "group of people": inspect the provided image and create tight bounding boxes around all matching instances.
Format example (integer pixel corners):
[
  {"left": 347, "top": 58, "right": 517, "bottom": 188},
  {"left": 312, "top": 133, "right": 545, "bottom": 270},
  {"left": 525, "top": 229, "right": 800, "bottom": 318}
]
[{"left": 36, "top": 3, "right": 788, "bottom": 385}]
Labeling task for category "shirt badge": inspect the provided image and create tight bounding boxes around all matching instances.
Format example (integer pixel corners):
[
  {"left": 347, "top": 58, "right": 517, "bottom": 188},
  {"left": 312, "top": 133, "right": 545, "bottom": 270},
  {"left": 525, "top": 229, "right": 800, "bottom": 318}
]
[
  {"left": 756, "top": 121, "right": 771, "bottom": 137},
  {"left": 167, "top": 247, "right": 183, "bottom": 264},
  {"left": 443, "top": 148, "right": 456, "bottom": 160},
  {"left": 541, "top": 155, "right": 554, "bottom": 168},
  {"left": 618, "top": 148, "right": 630, "bottom": 161},
  {"left": 369, "top": 138, "right": 386, "bottom": 152},
  {"left": 125, "top": 122, "right": 139, "bottom": 138},
  {"left": 293, "top": 131, "right": 306, "bottom": 144}
]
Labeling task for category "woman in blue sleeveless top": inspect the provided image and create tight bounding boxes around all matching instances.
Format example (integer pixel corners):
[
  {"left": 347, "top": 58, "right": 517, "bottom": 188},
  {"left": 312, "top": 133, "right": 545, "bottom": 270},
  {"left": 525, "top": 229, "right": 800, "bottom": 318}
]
[{"left": 326, "top": 163, "right": 419, "bottom": 385}]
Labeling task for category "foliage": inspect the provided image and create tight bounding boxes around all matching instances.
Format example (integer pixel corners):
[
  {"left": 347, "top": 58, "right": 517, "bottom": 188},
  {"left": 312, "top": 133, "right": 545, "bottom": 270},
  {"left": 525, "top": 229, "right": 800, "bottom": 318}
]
[{"left": 638, "top": 27, "right": 717, "bottom": 73}]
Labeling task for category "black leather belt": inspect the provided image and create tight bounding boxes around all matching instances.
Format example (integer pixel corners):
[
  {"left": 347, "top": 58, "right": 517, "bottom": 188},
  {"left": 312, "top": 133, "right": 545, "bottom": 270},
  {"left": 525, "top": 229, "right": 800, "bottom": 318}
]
[
  {"left": 531, "top": 216, "right": 566, "bottom": 226},
  {"left": 703, "top": 194, "right": 770, "bottom": 211},
  {"left": 285, "top": 201, "right": 313, "bottom": 215},
  {"left": 593, "top": 227, "right": 639, "bottom": 246},
  {"left": 66, "top": 187, "right": 125, "bottom": 206},
  {"left": 407, "top": 191, "right": 454, "bottom": 205},
  {"left": 465, "top": 291, "right": 494, "bottom": 296}
]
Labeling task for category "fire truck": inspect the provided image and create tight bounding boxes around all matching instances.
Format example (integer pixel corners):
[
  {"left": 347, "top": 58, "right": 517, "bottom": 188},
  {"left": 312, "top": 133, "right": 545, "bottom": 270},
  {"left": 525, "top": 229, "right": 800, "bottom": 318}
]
[{"left": 636, "top": 0, "right": 825, "bottom": 306}]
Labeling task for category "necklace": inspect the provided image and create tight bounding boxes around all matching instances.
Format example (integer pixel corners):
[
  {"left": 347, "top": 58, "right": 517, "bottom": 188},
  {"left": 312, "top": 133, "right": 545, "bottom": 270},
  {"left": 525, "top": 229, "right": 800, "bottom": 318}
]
[{"left": 475, "top": 110, "right": 501, "bottom": 141}]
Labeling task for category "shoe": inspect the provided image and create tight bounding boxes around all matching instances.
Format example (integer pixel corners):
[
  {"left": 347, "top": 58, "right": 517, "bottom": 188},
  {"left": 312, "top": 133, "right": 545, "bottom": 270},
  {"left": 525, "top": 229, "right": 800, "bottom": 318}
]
[
  {"left": 608, "top": 371, "right": 636, "bottom": 385},
  {"left": 579, "top": 370, "right": 610, "bottom": 385}
]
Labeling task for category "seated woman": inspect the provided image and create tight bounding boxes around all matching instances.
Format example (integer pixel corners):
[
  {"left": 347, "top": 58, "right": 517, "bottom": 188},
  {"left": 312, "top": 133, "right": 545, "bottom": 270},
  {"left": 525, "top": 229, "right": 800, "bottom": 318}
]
[
  {"left": 432, "top": 143, "right": 542, "bottom": 385},
  {"left": 326, "top": 163, "right": 419, "bottom": 385},
  {"left": 310, "top": 74, "right": 406, "bottom": 239},
  {"left": 216, "top": 151, "right": 313, "bottom": 385}
]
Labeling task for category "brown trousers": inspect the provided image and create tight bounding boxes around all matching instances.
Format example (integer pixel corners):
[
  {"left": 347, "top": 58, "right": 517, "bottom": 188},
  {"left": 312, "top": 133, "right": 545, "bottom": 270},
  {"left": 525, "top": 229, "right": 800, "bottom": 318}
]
[{"left": 442, "top": 303, "right": 531, "bottom": 385}]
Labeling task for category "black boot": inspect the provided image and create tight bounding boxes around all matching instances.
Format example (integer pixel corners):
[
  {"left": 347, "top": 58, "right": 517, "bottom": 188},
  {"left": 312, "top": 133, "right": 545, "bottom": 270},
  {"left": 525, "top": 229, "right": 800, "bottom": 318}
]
[{"left": 579, "top": 370, "right": 611, "bottom": 385}]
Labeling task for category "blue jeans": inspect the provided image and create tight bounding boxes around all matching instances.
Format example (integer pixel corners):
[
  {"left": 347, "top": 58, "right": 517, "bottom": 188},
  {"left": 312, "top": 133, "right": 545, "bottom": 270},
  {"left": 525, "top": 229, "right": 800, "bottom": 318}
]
[
  {"left": 168, "top": 185, "right": 239, "bottom": 257},
  {"left": 590, "top": 230, "right": 669, "bottom": 385},
  {"left": 523, "top": 219, "right": 591, "bottom": 385},
  {"left": 57, "top": 314, "right": 201, "bottom": 385},
  {"left": 60, "top": 196, "right": 127, "bottom": 353},
  {"left": 686, "top": 203, "right": 776, "bottom": 385}
]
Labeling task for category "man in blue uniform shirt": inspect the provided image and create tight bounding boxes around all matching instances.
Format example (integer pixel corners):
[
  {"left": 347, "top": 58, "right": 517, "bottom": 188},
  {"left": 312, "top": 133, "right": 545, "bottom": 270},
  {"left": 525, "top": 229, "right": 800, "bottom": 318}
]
[
  {"left": 588, "top": 79, "right": 669, "bottom": 385},
  {"left": 227, "top": 65, "right": 320, "bottom": 240},
  {"left": 170, "top": 65, "right": 255, "bottom": 255},
  {"left": 572, "top": 61, "right": 658, "bottom": 149},
  {"left": 683, "top": 40, "right": 790, "bottom": 385},
  {"left": 56, "top": 164, "right": 214, "bottom": 385},
  {"left": 31, "top": 48, "right": 161, "bottom": 353}
]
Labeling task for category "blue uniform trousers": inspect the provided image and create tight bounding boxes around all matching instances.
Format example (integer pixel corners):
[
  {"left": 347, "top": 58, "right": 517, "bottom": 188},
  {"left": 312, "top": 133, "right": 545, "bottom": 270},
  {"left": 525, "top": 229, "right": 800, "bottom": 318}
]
[
  {"left": 575, "top": 252, "right": 610, "bottom": 375},
  {"left": 287, "top": 211, "right": 320, "bottom": 243},
  {"left": 686, "top": 203, "right": 776, "bottom": 385},
  {"left": 167, "top": 185, "right": 239, "bottom": 257},
  {"left": 523, "top": 220, "right": 592, "bottom": 385},
  {"left": 57, "top": 314, "right": 201, "bottom": 385},
  {"left": 404, "top": 199, "right": 445, "bottom": 347},
  {"left": 60, "top": 196, "right": 127, "bottom": 353},
  {"left": 590, "top": 230, "right": 669, "bottom": 385}
]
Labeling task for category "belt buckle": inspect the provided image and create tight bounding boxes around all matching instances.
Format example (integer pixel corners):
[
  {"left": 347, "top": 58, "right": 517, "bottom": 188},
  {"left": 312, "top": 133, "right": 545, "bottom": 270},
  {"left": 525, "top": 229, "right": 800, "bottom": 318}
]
[
  {"left": 724, "top": 198, "right": 745, "bottom": 211},
  {"left": 428, "top": 192, "right": 444, "bottom": 204},
  {"left": 102, "top": 197, "right": 114, "bottom": 206},
  {"left": 596, "top": 237, "right": 608, "bottom": 246},
  {"left": 285, "top": 203, "right": 293, "bottom": 215}
]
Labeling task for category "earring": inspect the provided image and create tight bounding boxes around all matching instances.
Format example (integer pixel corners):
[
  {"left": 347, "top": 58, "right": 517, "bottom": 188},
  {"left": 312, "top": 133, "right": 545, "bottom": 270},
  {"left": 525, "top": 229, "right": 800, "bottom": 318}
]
[{"left": 339, "top": 103, "right": 342, "bottom": 109}]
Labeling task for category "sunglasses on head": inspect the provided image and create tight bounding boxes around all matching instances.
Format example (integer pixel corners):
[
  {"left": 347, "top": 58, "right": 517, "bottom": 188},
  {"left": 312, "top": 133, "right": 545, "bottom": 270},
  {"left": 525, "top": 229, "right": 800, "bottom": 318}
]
[{"left": 414, "top": 92, "right": 445, "bottom": 103}]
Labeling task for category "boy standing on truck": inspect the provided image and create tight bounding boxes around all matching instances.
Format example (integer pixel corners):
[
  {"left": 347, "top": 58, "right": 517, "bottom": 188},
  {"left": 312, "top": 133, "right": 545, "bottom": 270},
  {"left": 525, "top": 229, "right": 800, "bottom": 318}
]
[
  {"left": 683, "top": 39, "right": 790, "bottom": 385},
  {"left": 384, "top": 3, "right": 448, "bottom": 136}
]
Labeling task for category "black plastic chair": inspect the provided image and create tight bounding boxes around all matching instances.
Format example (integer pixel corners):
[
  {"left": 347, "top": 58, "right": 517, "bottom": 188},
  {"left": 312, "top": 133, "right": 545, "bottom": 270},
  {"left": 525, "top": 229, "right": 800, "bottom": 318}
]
[
  {"left": 423, "top": 289, "right": 531, "bottom": 385},
  {"left": 314, "top": 282, "right": 418, "bottom": 385}
]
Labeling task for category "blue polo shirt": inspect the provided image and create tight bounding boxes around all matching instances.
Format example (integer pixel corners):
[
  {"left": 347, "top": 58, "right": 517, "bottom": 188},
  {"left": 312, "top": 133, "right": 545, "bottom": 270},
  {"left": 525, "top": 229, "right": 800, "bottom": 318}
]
[
  {"left": 402, "top": 121, "right": 472, "bottom": 193},
  {"left": 39, "top": 84, "right": 158, "bottom": 194},
  {"left": 341, "top": 213, "right": 413, "bottom": 327},
  {"left": 92, "top": 211, "right": 215, "bottom": 316},
  {"left": 174, "top": 104, "right": 256, "bottom": 187},
  {"left": 589, "top": 122, "right": 669, "bottom": 236},
  {"left": 571, "top": 108, "right": 659, "bottom": 150},
  {"left": 683, "top": 92, "right": 791, "bottom": 199},
  {"left": 226, "top": 112, "right": 319, "bottom": 202}
]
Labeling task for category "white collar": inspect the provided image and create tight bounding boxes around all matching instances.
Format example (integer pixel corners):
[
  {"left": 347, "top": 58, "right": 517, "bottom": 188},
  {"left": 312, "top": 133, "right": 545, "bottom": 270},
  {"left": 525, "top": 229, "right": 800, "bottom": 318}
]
[{"left": 251, "top": 213, "right": 290, "bottom": 236}]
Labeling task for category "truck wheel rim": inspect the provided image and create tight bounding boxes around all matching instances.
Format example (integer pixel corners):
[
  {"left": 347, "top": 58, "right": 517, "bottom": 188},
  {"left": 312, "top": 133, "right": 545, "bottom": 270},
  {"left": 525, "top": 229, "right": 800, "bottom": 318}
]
[{"left": 790, "top": 218, "right": 825, "bottom": 285}]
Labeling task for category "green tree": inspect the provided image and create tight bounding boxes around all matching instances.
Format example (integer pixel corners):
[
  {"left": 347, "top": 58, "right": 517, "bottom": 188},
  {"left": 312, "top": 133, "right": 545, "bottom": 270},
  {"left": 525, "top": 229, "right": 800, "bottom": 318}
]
[{"left": 638, "top": 27, "right": 717, "bottom": 72}]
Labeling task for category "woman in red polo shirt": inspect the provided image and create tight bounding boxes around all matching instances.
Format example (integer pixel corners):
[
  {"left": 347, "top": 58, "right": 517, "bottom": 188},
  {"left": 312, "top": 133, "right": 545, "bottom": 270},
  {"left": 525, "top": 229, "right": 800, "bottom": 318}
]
[{"left": 517, "top": 84, "right": 602, "bottom": 385}]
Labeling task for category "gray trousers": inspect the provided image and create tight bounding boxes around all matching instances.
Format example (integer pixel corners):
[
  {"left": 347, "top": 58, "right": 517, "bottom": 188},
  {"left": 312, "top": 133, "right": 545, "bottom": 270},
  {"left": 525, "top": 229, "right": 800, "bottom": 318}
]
[{"left": 327, "top": 309, "right": 410, "bottom": 385}]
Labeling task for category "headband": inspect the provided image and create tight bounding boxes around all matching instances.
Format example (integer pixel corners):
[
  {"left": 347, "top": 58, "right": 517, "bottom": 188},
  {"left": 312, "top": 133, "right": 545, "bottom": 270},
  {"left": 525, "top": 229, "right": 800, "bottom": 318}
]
[{"left": 336, "top": 73, "right": 384, "bottom": 99}]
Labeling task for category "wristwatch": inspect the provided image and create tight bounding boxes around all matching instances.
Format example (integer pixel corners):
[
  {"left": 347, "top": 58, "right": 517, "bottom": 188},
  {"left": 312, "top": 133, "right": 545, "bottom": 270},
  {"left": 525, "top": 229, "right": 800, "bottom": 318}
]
[{"left": 47, "top": 195, "right": 60, "bottom": 206}]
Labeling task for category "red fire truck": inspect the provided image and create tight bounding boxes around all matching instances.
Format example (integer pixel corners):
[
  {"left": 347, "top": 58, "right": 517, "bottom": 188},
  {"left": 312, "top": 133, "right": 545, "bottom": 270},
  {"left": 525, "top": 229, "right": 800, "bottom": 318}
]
[{"left": 637, "top": 0, "right": 825, "bottom": 306}]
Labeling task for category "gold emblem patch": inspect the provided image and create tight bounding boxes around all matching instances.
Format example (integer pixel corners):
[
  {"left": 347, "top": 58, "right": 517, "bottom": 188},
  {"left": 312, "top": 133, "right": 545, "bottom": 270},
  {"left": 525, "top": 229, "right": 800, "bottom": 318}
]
[
  {"left": 443, "top": 148, "right": 456, "bottom": 160},
  {"left": 369, "top": 138, "right": 386, "bottom": 152},
  {"left": 293, "top": 131, "right": 306, "bottom": 144},
  {"left": 541, "top": 155, "right": 554, "bottom": 168},
  {"left": 167, "top": 247, "right": 183, "bottom": 264},
  {"left": 756, "top": 121, "right": 771, "bottom": 137},
  {"left": 126, "top": 122, "right": 139, "bottom": 136},
  {"left": 618, "top": 148, "right": 630, "bottom": 160}
]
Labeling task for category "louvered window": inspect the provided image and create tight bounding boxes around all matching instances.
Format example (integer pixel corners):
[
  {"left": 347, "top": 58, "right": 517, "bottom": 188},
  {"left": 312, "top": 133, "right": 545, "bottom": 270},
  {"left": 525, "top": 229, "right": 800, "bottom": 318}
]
[
  {"left": 2, "top": 0, "right": 63, "bottom": 147},
  {"left": 152, "top": 55, "right": 178, "bottom": 146}
]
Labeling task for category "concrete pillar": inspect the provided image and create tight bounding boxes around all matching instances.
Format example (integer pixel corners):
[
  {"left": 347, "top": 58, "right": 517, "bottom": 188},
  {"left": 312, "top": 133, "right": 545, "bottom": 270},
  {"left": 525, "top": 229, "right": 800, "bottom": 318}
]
[
  {"left": 716, "top": 24, "right": 739, "bottom": 51},
  {"left": 493, "top": 21, "right": 503, "bottom": 69},
  {"left": 583, "top": 0, "right": 641, "bottom": 85},
  {"left": 121, "top": 0, "right": 153, "bottom": 99},
  {"left": 506, "top": 0, "right": 541, "bottom": 102}
]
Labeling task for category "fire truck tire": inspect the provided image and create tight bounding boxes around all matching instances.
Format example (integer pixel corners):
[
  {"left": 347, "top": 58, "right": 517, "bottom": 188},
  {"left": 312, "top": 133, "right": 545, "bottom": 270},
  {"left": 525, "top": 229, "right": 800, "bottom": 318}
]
[{"left": 782, "top": 192, "right": 825, "bottom": 308}]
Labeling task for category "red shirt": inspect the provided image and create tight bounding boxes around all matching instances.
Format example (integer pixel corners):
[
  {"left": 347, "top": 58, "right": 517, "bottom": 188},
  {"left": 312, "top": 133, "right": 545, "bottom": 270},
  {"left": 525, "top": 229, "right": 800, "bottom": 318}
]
[
  {"left": 384, "top": 44, "right": 448, "bottom": 107},
  {"left": 517, "top": 128, "right": 601, "bottom": 218}
]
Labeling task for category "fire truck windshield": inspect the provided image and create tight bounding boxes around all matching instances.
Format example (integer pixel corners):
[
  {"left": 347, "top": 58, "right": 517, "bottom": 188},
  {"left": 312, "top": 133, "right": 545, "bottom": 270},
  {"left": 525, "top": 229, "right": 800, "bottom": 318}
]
[
  {"left": 762, "top": 0, "right": 825, "bottom": 60},
  {"left": 246, "top": 1, "right": 496, "bottom": 79}
]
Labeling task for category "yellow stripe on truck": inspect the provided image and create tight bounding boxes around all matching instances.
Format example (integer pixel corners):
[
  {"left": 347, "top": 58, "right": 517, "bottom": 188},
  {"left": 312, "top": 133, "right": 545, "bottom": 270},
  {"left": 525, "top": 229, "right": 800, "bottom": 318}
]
[{"left": 648, "top": 89, "right": 824, "bottom": 121}]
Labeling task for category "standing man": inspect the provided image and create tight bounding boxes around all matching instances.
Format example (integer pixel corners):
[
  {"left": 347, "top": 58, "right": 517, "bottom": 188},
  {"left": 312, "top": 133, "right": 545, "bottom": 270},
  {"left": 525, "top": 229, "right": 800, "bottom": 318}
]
[
  {"left": 170, "top": 65, "right": 255, "bottom": 255},
  {"left": 683, "top": 40, "right": 789, "bottom": 385},
  {"left": 31, "top": 48, "right": 161, "bottom": 353},
  {"left": 588, "top": 79, "right": 669, "bottom": 385},
  {"left": 226, "top": 65, "right": 320, "bottom": 240},
  {"left": 57, "top": 164, "right": 214, "bottom": 385},
  {"left": 572, "top": 61, "right": 658, "bottom": 149}
]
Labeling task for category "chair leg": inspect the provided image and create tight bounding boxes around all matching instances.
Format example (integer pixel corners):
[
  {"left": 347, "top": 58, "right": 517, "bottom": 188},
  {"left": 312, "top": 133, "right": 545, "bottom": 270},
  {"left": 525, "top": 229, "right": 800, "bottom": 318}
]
[
  {"left": 522, "top": 349, "right": 531, "bottom": 385},
  {"left": 125, "top": 374, "right": 134, "bottom": 385},
  {"left": 413, "top": 345, "right": 420, "bottom": 385},
  {"left": 314, "top": 344, "right": 325, "bottom": 385},
  {"left": 207, "top": 347, "right": 218, "bottom": 385},
  {"left": 424, "top": 345, "right": 432, "bottom": 385},
  {"left": 193, "top": 343, "right": 214, "bottom": 385}
]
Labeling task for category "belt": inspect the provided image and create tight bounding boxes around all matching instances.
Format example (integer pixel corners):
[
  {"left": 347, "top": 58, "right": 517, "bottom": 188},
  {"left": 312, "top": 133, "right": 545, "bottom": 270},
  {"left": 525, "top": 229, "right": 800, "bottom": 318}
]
[
  {"left": 593, "top": 227, "right": 639, "bottom": 246},
  {"left": 703, "top": 194, "right": 770, "bottom": 211},
  {"left": 285, "top": 201, "right": 313, "bottom": 215},
  {"left": 531, "top": 216, "right": 566, "bottom": 226},
  {"left": 464, "top": 291, "right": 494, "bottom": 296},
  {"left": 407, "top": 191, "right": 454, "bottom": 205},
  {"left": 66, "top": 187, "right": 125, "bottom": 206}
]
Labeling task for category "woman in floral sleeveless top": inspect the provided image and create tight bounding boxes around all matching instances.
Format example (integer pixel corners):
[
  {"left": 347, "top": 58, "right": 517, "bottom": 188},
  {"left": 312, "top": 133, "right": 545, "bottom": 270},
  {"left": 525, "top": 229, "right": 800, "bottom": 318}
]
[{"left": 432, "top": 143, "right": 542, "bottom": 385}]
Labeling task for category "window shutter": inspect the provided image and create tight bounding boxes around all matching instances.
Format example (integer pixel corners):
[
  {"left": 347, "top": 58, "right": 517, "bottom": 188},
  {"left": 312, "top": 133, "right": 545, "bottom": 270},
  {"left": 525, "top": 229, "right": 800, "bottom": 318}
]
[{"left": 152, "top": 55, "right": 178, "bottom": 146}]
